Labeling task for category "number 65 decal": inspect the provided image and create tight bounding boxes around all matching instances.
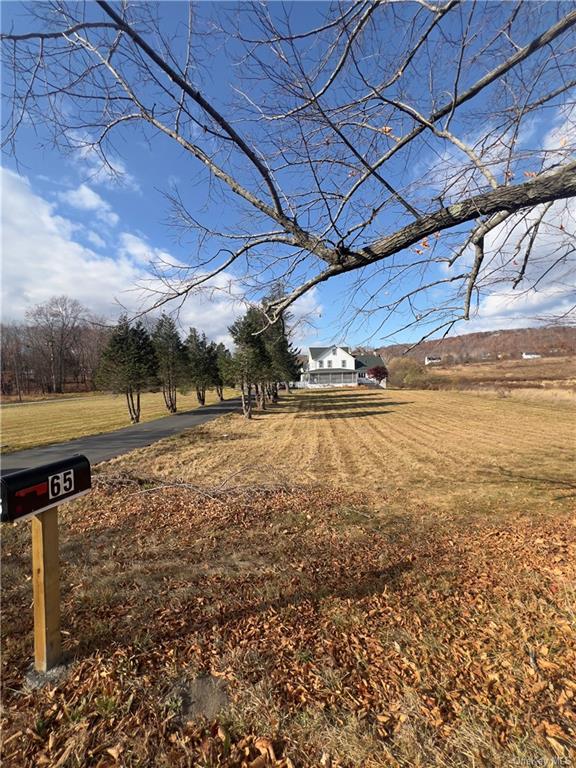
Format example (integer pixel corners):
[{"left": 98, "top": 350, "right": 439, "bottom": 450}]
[{"left": 48, "top": 470, "right": 75, "bottom": 499}]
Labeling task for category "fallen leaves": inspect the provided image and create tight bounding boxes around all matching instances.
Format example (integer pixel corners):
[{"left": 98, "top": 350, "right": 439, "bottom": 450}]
[{"left": 1, "top": 480, "right": 574, "bottom": 767}]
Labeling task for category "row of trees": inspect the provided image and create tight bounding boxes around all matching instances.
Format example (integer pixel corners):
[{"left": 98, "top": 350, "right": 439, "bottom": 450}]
[
  {"left": 97, "top": 315, "right": 233, "bottom": 423},
  {"left": 96, "top": 305, "right": 301, "bottom": 423},
  {"left": 229, "top": 305, "right": 300, "bottom": 419},
  {"left": 2, "top": 294, "right": 302, "bottom": 421}
]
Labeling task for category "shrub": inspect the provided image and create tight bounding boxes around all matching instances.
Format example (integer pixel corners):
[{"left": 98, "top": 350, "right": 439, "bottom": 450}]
[
  {"left": 367, "top": 365, "right": 388, "bottom": 383},
  {"left": 387, "top": 357, "right": 436, "bottom": 389}
]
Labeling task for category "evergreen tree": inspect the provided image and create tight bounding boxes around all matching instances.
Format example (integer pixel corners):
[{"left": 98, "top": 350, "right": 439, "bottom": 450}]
[
  {"left": 152, "top": 314, "right": 187, "bottom": 413},
  {"left": 263, "top": 316, "right": 300, "bottom": 398},
  {"left": 215, "top": 342, "right": 233, "bottom": 401},
  {"left": 186, "top": 328, "right": 215, "bottom": 405},
  {"left": 97, "top": 316, "right": 157, "bottom": 423},
  {"left": 229, "top": 308, "right": 271, "bottom": 418},
  {"left": 262, "top": 286, "right": 301, "bottom": 396}
]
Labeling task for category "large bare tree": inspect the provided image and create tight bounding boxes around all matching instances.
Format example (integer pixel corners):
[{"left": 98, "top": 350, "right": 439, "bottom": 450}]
[
  {"left": 3, "top": 1, "right": 575, "bottom": 338},
  {"left": 25, "top": 295, "right": 87, "bottom": 393}
]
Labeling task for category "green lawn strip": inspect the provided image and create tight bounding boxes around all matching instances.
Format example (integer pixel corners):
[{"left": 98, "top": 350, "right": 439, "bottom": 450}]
[{"left": 0, "top": 388, "right": 239, "bottom": 453}]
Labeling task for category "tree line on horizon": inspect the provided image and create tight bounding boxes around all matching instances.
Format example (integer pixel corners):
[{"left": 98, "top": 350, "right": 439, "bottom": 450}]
[{"left": 1, "top": 295, "right": 301, "bottom": 422}]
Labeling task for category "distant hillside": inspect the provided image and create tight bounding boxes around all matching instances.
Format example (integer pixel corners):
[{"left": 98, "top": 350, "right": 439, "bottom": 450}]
[{"left": 376, "top": 326, "right": 576, "bottom": 365}]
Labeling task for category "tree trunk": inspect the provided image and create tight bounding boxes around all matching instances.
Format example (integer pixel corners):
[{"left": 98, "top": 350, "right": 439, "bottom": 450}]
[
  {"left": 196, "top": 386, "right": 205, "bottom": 405},
  {"left": 126, "top": 389, "right": 136, "bottom": 422},
  {"left": 162, "top": 384, "right": 177, "bottom": 413},
  {"left": 134, "top": 390, "right": 141, "bottom": 423},
  {"left": 125, "top": 388, "right": 141, "bottom": 423},
  {"left": 241, "top": 383, "right": 252, "bottom": 419},
  {"left": 13, "top": 357, "right": 22, "bottom": 402},
  {"left": 49, "top": 345, "right": 57, "bottom": 394},
  {"left": 216, "top": 384, "right": 224, "bottom": 401},
  {"left": 258, "top": 383, "right": 266, "bottom": 410}
]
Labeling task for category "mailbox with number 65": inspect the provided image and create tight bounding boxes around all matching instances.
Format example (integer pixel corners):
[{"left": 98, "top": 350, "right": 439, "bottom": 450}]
[
  {"left": 1, "top": 456, "right": 91, "bottom": 672},
  {"left": 1, "top": 455, "right": 91, "bottom": 523}
]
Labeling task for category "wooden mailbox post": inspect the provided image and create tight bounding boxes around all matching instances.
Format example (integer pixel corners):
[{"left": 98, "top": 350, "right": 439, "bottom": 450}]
[{"left": 1, "top": 456, "right": 91, "bottom": 672}]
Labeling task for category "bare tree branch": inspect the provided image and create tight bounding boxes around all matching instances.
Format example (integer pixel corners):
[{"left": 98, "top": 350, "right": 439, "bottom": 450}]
[{"left": 2, "top": 1, "right": 575, "bottom": 338}]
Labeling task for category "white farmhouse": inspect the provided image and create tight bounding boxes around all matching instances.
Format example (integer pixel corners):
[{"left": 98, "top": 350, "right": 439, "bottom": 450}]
[{"left": 299, "top": 346, "right": 386, "bottom": 387}]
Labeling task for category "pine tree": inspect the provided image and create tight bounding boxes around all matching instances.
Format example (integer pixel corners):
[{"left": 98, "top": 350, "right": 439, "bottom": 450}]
[
  {"left": 262, "top": 286, "right": 301, "bottom": 396},
  {"left": 152, "top": 314, "right": 187, "bottom": 413},
  {"left": 186, "top": 328, "right": 215, "bottom": 406},
  {"left": 229, "top": 308, "right": 271, "bottom": 418},
  {"left": 97, "top": 317, "right": 157, "bottom": 423},
  {"left": 263, "top": 315, "right": 300, "bottom": 398},
  {"left": 215, "top": 343, "right": 233, "bottom": 401}
]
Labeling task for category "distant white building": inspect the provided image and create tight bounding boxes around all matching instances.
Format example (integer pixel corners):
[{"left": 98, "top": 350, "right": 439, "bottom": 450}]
[
  {"left": 424, "top": 356, "right": 442, "bottom": 366},
  {"left": 522, "top": 352, "right": 541, "bottom": 360},
  {"left": 299, "top": 346, "right": 386, "bottom": 388}
]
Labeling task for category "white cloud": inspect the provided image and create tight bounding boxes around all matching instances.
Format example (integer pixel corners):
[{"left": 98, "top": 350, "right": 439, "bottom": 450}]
[
  {"left": 58, "top": 183, "right": 119, "bottom": 226},
  {"left": 465, "top": 287, "right": 575, "bottom": 333},
  {"left": 74, "top": 140, "right": 140, "bottom": 192},
  {"left": 118, "top": 232, "right": 173, "bottom": 266},
  {"left": 0, "top": 169, "right": 263, "bottom": 344},
  {"left": 2, "top": 169, "right": 141, "bottom": 319},
  {"left": 542, "top": 104, "right": 576, "bottom": 166},
  {"left": 431, "top": 106, "right": 576, "bottom": 332},
  {"left": 462, "top": 197, "right": 576, "bottom": 331},
  {"left": 288, "top": 288, "right": 324, "bottom": 348},
  {"left": 173, "top": 284, "right": 245, "bottom": 346},
  {"left": 86, "top": 230, "right": 106, "bottom": 248}
]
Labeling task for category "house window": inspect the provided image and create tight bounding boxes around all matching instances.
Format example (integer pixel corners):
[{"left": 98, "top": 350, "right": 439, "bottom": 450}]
[
  {"left": 341, "top": 359, "right": 346, "bottom": 368},
  {"left": 327, "top": 360, "right": 332, "bottom": 368},
  {"left": 318, "top": 360, "right": 324, "bottom": 368}
]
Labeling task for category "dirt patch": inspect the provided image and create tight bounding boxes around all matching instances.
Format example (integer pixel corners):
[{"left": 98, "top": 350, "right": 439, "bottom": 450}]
[{"left": 176, "top": 675, "right": 229, "bottom": 720}]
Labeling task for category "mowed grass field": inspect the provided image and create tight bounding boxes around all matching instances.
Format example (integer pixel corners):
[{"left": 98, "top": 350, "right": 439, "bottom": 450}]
[
  {"left": 0, "top": 388, "right": 238, "bottom": 453},
  {"left": 106, "top": 386, "right": 575, "bottom": 518},
  {"left": 1, "top": 388, "right": 575, "bottom": 767}
]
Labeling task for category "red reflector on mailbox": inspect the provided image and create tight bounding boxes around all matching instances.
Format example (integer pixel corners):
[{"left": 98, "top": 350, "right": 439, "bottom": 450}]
[{"left": 1, "top": 456, "right": 91, "bottom": 523}]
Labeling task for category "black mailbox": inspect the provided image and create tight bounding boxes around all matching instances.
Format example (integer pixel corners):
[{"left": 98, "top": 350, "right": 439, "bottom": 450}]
[{"left": 1, "top": 455, "right": 91, "bottom": 523}]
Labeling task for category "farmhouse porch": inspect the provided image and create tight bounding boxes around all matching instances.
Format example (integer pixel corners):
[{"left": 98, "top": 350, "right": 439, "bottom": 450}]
[{"left": 300, "top": 369, "right": 358, "bottom": 387}]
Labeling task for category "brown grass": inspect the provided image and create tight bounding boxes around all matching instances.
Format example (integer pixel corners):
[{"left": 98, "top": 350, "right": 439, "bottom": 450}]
[
  {"left": 1, "top": 388, "right": 575, "bottom": 767},
  {"left": 432, "top": 355, "right": 576, "bottom": 390},
  {"left": 460, "top": 386, "right": 576, "bottom": 404}
]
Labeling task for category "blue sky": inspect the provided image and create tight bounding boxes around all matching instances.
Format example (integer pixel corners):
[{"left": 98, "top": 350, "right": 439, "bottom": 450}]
[{"left": 2, "top": 1, "right": 574, "bottom": 348}]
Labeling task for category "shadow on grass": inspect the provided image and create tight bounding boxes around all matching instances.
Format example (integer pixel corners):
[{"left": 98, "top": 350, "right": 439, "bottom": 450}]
[
  {"left": 58, "top": 514, "right": 414, "bottom": 657},
  {"left": 272, "top": 393, "right": 413, "bottom": 418},
  {"left": 301, "top": 409, "right": 396, "bottom": 419},
  {"left": 482, "top": 466, "right": 576, "bottom": 500},
  {"left": 71, "top": 563, "right": 414, "bottom": 658}
]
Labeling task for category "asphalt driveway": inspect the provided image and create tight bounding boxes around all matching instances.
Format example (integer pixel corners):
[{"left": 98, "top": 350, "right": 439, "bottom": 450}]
[{"left": 0, "top": 398, "right": 241, "bottom": 475}]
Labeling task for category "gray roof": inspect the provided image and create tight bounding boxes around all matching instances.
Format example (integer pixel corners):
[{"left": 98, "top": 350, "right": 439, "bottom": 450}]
[
  {"left": 355, "top": 354, "right": 385, "bottom": 370},
  {"left": 309, "top": 346, "right": 351, "bottom": 359}
]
